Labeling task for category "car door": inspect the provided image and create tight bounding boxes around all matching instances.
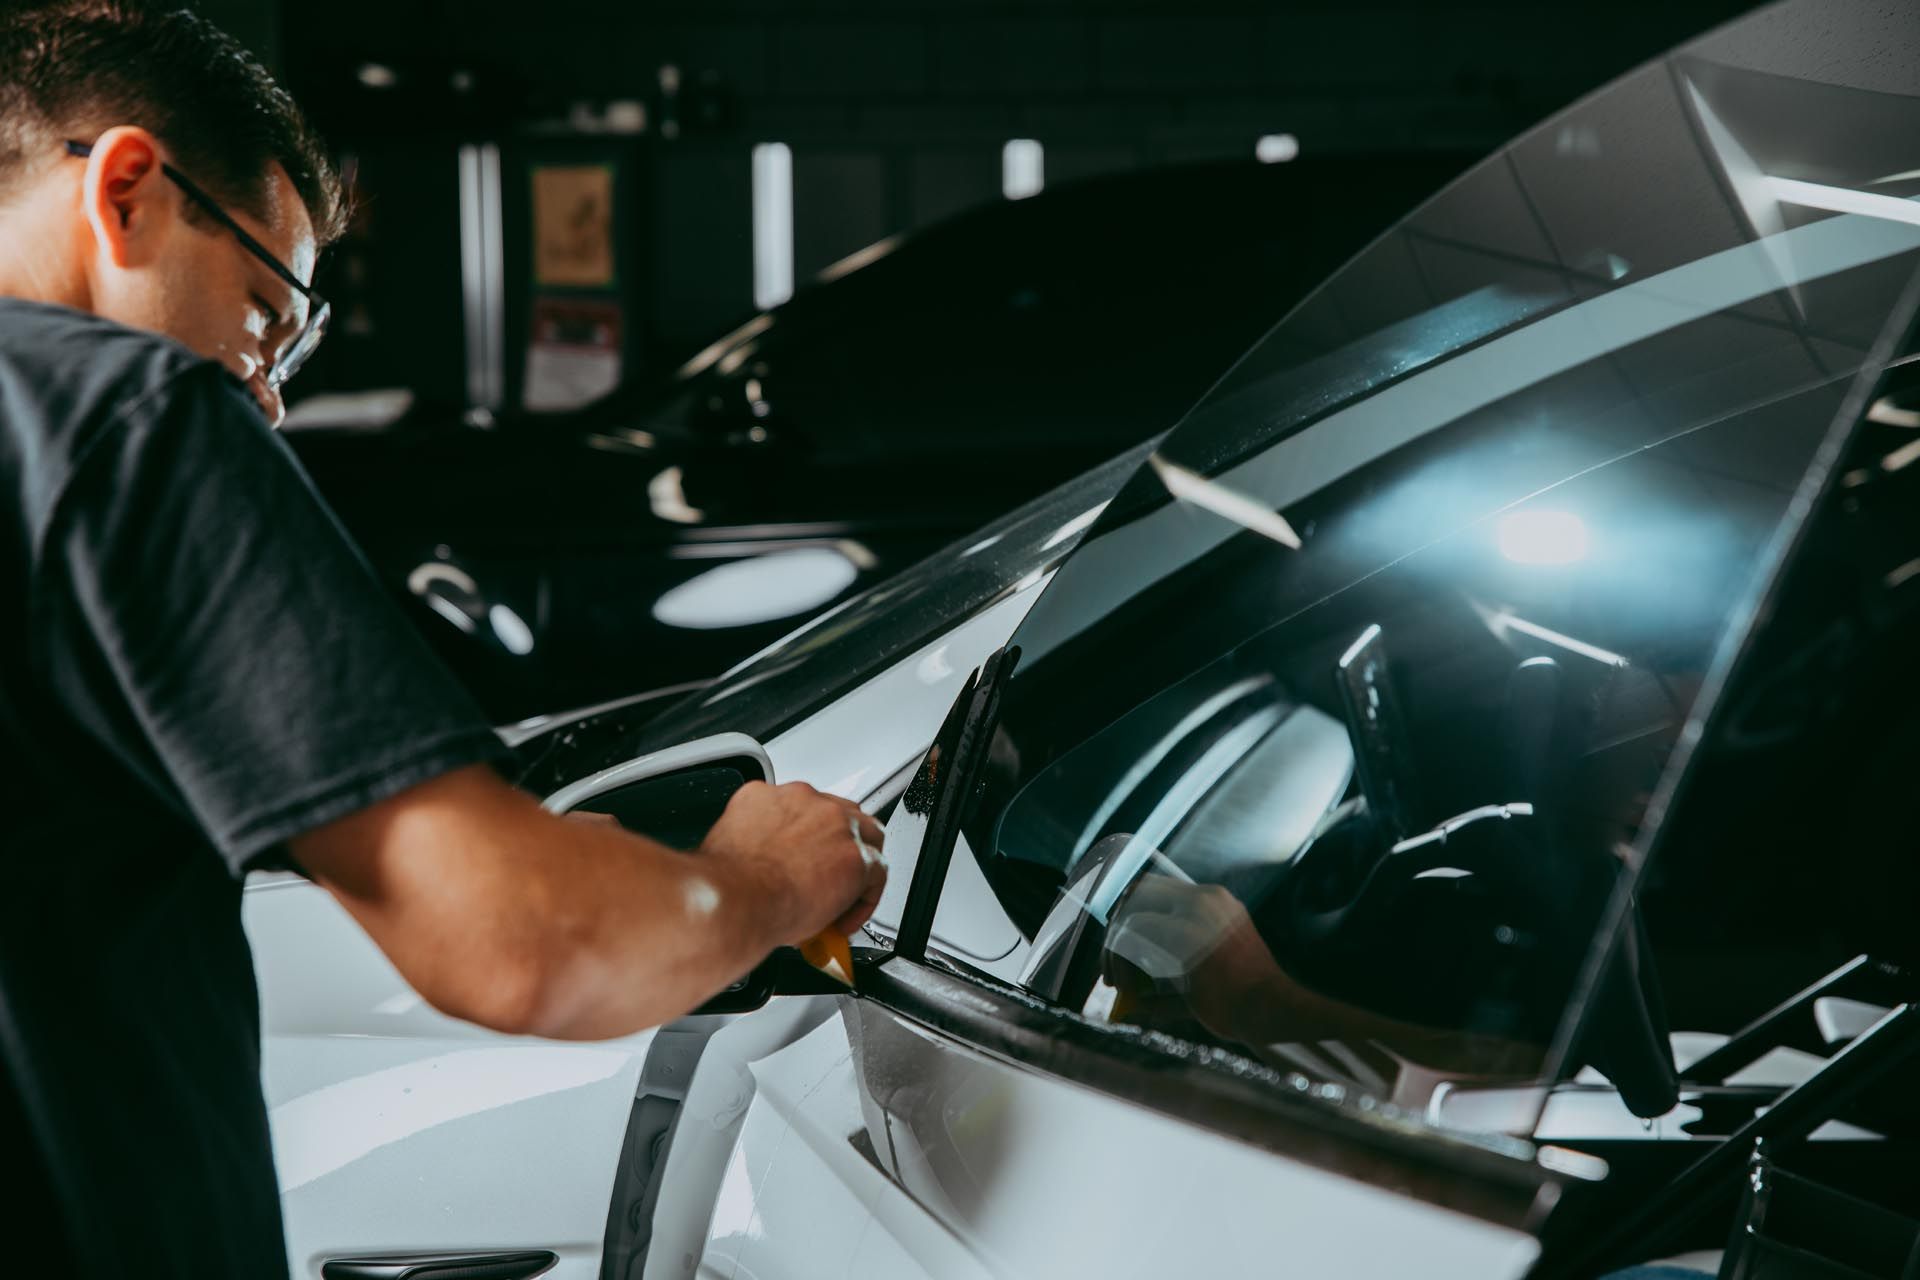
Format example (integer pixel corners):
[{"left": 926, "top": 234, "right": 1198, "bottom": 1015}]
[
  {"left": 681, "top": 664, "right": 1564, "bottom": 1280},
  {"left": 693, "top": 1003, "right": 1548, "bottom": 1280}
]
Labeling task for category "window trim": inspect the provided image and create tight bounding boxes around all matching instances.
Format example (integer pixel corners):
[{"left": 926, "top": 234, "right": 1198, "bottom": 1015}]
[
  {"left": 858, "top": 643, "right": 1580, "bottom": 1234},
  {"left": 849, "top": 950, "right": 1578, "bottom": 1234}
]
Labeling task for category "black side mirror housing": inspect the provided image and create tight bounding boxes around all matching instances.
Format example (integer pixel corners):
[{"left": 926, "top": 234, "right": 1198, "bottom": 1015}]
[
  {"left": 694, "top": 945, "right": 859, "bottom": 1014},
  {"left": 541, "top": 732, "right": 856, "bottom": 1015}
]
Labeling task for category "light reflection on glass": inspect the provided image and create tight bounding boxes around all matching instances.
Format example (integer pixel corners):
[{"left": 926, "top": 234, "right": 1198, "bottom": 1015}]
[
  {"left": 488, "top": 603, "right": 535, "bottom": 656},
  {"left": 1487, "top": 610, "right": 1629, "bottom": 669},
  {"left": 675, "top": 314, "right": 774, "bottom": 382},
  {"left": 1767, "top": 176, "right": 1920, "bottom": 229},
  {"left": 653, "top": 548, "right": 859, "bottom": 630},
  {"left": 1150, "top": 455, "right": 1302, "bottom": 549},
  {"left": 1041, "top": 501, "right": 1111, "bottom": 553},
  {"left": 648, "top": 465, "right": 705, "bottom": 525},
  {"left": 1497, "top": 509, "right": 1589, "bottom": 565}
]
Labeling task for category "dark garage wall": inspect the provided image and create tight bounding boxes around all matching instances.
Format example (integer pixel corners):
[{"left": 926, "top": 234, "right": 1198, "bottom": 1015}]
[{"left": 281, "top": 0, "right": 1757, "bottom": 381}]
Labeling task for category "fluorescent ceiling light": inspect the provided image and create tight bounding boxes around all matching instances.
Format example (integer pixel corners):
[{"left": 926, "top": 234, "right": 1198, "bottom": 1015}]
[
  {"left": 752, "top": 143, "right": 794, "bottom": 310},
  {"left": 1003, "top": 139, "right": 1044, "bottom": 200},
  {"left": 1255, "top": 133, "right": 1300, "bottom": 163}
]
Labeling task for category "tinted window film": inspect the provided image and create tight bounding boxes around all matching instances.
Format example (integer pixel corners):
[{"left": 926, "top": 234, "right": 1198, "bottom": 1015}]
[{"left": 898, "top": 0, "right": 1920, "bottom": 1140}]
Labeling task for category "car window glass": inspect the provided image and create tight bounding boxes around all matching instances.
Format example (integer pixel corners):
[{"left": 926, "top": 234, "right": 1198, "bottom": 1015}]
[{"left": 899, "top": 0, "right": 1920, "bottom": 1142}]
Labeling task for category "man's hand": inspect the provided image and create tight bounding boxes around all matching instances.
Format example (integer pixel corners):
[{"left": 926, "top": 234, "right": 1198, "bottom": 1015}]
[
  {"left": 698, "top": 780, "right": 887, "bottom": 943},
  {"left": 1104, "top": 875, "right": 1294, "bottom": 1044},
  {"left": 290, "top": 765, "right": 886, "bottom": 1042},
  {"left": 1102, "top": 872, "right": 1548, "bottom": 1077}
]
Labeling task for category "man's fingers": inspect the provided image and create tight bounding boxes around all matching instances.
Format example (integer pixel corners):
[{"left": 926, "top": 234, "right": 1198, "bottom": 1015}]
[
  {"left": 563, "top": 809, "right": 620, "bottom": 827},
  {"left": 820, "top": 794, "right": 885, "bottom": 849},
  {"left": 721, "top": 783, "right": 888, "bottom": 941},
  {"left": 830, "top": 859, "right": 888, "bottom": 937},
  {"left": 1106, "top": 909, "right": 1215, "bottom": 985}
]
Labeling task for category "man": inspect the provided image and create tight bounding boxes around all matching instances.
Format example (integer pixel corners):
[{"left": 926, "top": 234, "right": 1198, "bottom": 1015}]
[{"left": 0, "top": 3, "right": 885, "bottom": 1275}]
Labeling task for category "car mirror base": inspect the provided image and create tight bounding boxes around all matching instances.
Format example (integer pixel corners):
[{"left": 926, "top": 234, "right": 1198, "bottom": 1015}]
[{"left": 694, "top": 944, "right": 866, "bottom": 1014}]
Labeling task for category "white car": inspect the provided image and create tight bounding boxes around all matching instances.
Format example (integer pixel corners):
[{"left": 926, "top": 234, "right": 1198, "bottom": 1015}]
[
  {"left": 248, "top": 2, "right": 1920, "bottom": 1276},
  {"left": 246, "top": 435, "right": 1147, "bottom": 1280}
]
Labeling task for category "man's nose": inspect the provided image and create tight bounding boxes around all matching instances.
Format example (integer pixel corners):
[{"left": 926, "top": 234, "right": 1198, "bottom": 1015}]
[
  {"left": 237, "top": 349, "right": 284, "bottom": 426},
  {"left": 256, "top": 378, "right": 286, "bottom": 428},
  {"left": 241, "top": 363, "right": 285, "bottom": 426}
]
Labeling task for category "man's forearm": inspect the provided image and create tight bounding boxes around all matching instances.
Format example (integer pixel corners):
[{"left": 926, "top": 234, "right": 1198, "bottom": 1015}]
[
  {"left": 293, "top": 766, "right": 792, "bottom": 1040},
  {"left": 509, "top": 822, "right": 787, "bottom": 1039}
]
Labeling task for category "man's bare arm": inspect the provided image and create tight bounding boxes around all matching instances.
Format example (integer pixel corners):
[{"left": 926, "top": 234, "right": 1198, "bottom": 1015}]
[{"left": 288, "top": 765, "right": 885, "bottom": 1041}]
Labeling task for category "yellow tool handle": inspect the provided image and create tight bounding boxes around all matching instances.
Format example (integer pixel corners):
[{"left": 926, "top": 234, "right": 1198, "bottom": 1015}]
[{"left": 799, "top": 930, "right": 854, "bottom": 987}]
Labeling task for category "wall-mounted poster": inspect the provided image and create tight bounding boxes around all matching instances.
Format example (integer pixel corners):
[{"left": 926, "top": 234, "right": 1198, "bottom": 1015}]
[
  {"left": 533, "top": 164, "right": 616, "bottom": 288},
  {"left": 524, "top": 296, "right": 622, "bottom": 411}
]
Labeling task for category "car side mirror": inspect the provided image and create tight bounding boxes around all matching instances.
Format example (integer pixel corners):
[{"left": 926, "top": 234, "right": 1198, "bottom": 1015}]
[
  {"left": 543, "top": 732, "right": 773, "bottom": 847},
  {"left": 541, "top": 733, "right": 844, "bottom": 1014}
]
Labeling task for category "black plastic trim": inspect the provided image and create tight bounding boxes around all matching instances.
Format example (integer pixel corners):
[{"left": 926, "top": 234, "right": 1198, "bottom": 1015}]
[
  {"left": 322, "top": 1252, "right": 557, "bottom": 1280},
  {"left": 1543, "top": 1000, "right": 1920, "bottom": 1278}
]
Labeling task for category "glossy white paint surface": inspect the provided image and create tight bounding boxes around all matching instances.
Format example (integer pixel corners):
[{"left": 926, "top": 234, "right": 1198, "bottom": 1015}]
[
  {"left": 700, "top": 1012, "right": 1539, "bottom": 1280},
  {"left": 765, "top": 576, "right": 1048, "bottom": 802},
  {"left": 1815, "top": 997, "right": 1892, "bottom": 1046},
  {"left": 641, "top": 998, "right": 839, "bottom": 1280},
  {"left": 245, "top": 880, "right": 655, "bottom": 1278},
  {"left": 698, "top": 1017, "right": 994, "bottom": 1280},
  {"left": 245, "top": 576, "right": 1040, "bottom": 1275},
  {"left": 541, "top": 731, "right": 774, "bottom": 812}
]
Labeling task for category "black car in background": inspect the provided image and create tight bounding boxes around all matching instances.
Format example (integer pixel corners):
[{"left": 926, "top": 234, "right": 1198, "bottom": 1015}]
[{"left": 288, "top": 152, "right": 1470, "bottom": 722}]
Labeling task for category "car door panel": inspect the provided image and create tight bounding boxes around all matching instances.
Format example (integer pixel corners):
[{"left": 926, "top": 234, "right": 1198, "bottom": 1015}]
[
  {"left": 245, "top": 878, "right": 655, "bottom": 1278},
  {"left": 638, "top": 997, "right": 843, "bottom": 1280},
  {"left": 688, "top": 983, "right": 1542, "bottom": 1280},
  {"left": 843, "top": 995, "right": 1544, "bottom": 1280},
  {"left": 694, "top": 1014, "right": 993, "bottom": 1280}
]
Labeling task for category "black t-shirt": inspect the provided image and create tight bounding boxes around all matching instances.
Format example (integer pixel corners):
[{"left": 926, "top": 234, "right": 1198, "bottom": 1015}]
[{"left": 0, "top": 300, "right": 506, "bottom": 1277}]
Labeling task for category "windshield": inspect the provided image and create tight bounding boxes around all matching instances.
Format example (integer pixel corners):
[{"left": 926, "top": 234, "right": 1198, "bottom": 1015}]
[
  {"left": 626, "top": 438, "right": 1157, "bottom": 756},
  {"left": 895, "top": 0, "right": 1920, "bottom": 1143}
]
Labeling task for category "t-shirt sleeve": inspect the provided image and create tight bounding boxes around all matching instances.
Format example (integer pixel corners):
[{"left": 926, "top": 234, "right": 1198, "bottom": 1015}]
[{"left": 31, "top": 362, "right": 508, "bottom": 876}]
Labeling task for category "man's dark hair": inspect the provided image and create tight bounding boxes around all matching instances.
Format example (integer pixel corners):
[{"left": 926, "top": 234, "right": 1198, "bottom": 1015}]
[{"left": 0, "top": 0, "right": 345, "bottom": 244}]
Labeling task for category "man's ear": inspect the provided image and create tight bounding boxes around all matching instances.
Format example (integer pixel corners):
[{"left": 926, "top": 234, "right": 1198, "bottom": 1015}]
[{"left": 80, "top": 126, "right": 174, "bottom": 269}]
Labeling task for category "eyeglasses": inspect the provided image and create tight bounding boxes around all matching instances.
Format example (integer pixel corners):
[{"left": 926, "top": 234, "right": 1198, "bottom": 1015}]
[{"left": 65, "top": 139, "right": 329, "bottom": 391}]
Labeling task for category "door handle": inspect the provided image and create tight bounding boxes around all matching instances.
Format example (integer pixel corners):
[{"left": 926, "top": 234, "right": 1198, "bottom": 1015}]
[{"left": 322, "top": 1253, "right": 557, "bottom": 1280}]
